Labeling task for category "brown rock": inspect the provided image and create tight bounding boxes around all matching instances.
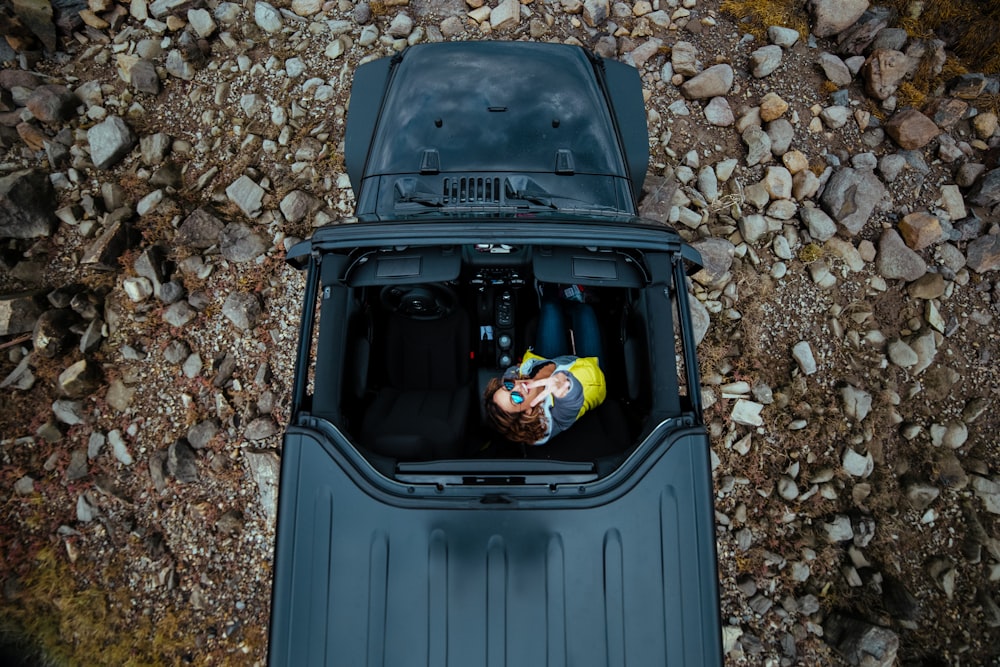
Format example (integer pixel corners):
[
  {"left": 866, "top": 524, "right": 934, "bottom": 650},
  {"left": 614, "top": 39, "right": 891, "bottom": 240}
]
[
  {"left": 0, "top": 290, "right": 44, "bottom": 336},
  {"left": 862, "top": 49, "right": 912, "bottom": 100},
  {"left": 885, "top": 109, "right": 939, "bottom": 150},
  {"left": 759, "top": 92, "right": 788, "bottom": 122},
  {"left": 907, "top": 272, "right": 945, "bottom": 300},
  {"left": 15, "top": 122, "right": 47, "bottom": 151},
  {"left": 25, "top": 85, "right": 78, "bottom": 123},
  {"left": 58, "top": 359, "right": 103, "bottom": 398},
  {"left": 898, "top": 212, "right": 942, "bottom": 251}
]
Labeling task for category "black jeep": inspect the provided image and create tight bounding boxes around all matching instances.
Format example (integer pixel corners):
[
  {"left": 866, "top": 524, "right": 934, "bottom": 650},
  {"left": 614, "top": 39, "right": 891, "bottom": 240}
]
[{"left": 269, "top": 41, "right": 721, "bottom": 666}]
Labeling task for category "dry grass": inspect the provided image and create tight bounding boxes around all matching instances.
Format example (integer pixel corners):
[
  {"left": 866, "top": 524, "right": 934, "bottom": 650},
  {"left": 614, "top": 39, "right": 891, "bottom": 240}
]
[{"left": 720, "top": 0, "right": 809, "bottom": 41}]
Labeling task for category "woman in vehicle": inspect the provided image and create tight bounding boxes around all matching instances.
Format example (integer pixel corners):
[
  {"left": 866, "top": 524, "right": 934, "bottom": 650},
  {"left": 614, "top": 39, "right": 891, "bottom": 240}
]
[{"left": 484, "top": 289, "right": 606, "bottom": 445}]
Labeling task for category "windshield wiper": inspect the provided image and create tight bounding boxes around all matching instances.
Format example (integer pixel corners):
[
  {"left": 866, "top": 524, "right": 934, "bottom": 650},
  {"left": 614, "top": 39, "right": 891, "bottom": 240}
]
[{"left": 396, "top": 192, "right": 444, "bottom": 207}]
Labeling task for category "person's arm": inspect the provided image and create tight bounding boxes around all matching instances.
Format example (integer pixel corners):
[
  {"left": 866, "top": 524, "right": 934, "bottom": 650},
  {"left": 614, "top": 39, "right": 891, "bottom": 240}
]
[{"left": 542, "top": 372, "right": 584, "bottom": 438}]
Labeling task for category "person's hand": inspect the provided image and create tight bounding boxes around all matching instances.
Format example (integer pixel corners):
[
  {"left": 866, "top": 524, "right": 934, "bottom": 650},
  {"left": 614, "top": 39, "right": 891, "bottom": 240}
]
[{"left": 525, "top": 373, "right": 571, "bottom": 407}]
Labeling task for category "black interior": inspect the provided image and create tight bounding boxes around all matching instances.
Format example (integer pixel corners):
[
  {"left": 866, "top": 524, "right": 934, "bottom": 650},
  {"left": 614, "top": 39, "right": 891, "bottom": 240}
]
[{"left": 320, "top": 244, "right": 662, "bottom": 467}]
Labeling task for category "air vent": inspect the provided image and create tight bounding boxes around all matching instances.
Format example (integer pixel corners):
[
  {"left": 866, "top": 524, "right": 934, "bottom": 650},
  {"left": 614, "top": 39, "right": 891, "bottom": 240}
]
[{"left": 442, "top": 177, "right": 501, "bottom": 204}]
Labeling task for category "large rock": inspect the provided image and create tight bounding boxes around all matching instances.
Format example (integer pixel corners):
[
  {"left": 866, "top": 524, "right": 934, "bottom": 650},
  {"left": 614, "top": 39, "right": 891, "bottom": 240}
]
[
  {"left": 876, "top": 229, "right": 926, "bottom": 281},
  {"left": 824, "top": 613, "right": 899, "bottom": 667},
  {"left": 176, "top": 208, "right": 225, "bottom": 249},
  {"left": 226, "top": 175, "right": 265, "bottom": 218},
  {"left": 0, "top": 170, "right": 56, "bottom": 238},
  {"left": 862, "top": 49, "right": 911, "bottom": 100},
  {"left": 219, "top": 222, "right": 266, "bottom": 263},
  {"left": 25, "top": 84, "right": 79, "bottom": 122},
  {"left": 87, "top": 116, "right": 137, "bottom": 170},
  {"left": 58, "top": 359, "right": 103, "bottom": 398},
  {"left": 244, "top": 449, "right": 280, "bottom": 525},
  {"left": 808, "top": 0, "right": 869, "bottom": 38},
  {"left": 885, "top": 109, "right": 939, "bottom": 150},
  {"left": 820, "top": 167, "right": 887, "bottom": 236},
  {"left": 966, "top": 233, "right": 1000, "bottom": 274},
  {"left": 0, "top": 291, "right": 44, "bottom": 335},
  {"left": 680, "top": 64, "right": 734, "bottom": 99},
  {"left": 968, "top": 168, "right": 1000, "bottom": 208}
]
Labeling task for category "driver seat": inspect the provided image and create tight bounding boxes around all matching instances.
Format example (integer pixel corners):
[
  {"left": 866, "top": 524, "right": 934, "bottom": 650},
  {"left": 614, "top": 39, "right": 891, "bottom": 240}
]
[{"left": 360, "top": 309, "right": 471, "bottom": 460}]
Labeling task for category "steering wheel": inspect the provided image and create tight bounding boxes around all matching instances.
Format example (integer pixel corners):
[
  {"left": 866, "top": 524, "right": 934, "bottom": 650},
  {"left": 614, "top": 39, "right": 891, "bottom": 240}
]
[{"left": 380, "top": 283, "right": 458, "bottom": 320}]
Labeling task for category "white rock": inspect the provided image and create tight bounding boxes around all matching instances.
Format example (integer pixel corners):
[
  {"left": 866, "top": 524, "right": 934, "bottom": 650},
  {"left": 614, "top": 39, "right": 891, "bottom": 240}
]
[
  {"left": 731, "top": 399, "right": 764, "bottom": 427},
  {"left": 792, "top": 341, "right": 817, "bottom": 375},
  {"left": 254, "top": 1, "right": 283, "bottom": 33},
  {"left": 842, "top": 448, "right": 873, "bottom": 477},
  {"left": 109, "top": 429, "right": 134, "bottom": 465},
  {"left": 841, "top": 385, "right": 872, "bottom": 421}
]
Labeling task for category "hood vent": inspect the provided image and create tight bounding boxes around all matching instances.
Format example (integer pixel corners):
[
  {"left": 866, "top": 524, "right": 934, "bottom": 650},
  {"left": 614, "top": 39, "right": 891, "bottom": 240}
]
[{"left": 443, "top": 177, "right": 501, "bottom": 204}]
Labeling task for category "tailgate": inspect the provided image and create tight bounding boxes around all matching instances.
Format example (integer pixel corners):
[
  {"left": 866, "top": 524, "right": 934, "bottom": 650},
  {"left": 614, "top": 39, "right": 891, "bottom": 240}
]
[{"left": 268, "top": 426, "right": 721, "bottom": 667}]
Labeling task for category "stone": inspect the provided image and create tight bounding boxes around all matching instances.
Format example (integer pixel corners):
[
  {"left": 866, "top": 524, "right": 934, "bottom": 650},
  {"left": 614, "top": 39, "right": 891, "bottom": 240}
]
[
  {"left": 58, "top": 359, "right": 102, "bottom": 398},
  {"left": 763, "top": 166, "right": 792, "bottom": 199},
  {"left": 165, "top": 50, "right": 196, "bottom": 81},
  {"left": 187, "top": 8, "right": 216, "bottom": 38},
  {"left": 862, "top": 49, "right": 911, "bottom": 100},
  {"left": 245, "top": 449, "right": 280, "bottom": 525},
  {"left": 820, "top": 106, "right": 850, "bottom": 129},
  {"left": 768, "top": 26, "right": 799, "bottom": 48},
  {"left": 887, "top": 339, "right": 918, "bottom": 368},
  {"left": 163, "top": 301, "right": 196, "bottom": 327},
  {"left": 130, "top": 58, "right": 160, "bottom": 94},
  {"left": 825, "top": 613, "right": 899, "bottom": 667},
  {"left": 905, "top": 481, "right": 939, "bottom": 511},
  {"left": 291, "top": 0, "right": 321, "bottom": 15},
  {"left": 808, "top": 0, "right": 869, "bottom": 38},
  {"left": 167, "top": 439, "right": 198, "bottom": 482},
  {"left": 671, "top": 41, "right": 701, "bottom": 77},
  {"left": 750, "top": 45, "right": 782, "bottom": 78},
  {"left": 226, "top": 175, "right": 265, "bottom": 218},
  {"left": 820, "top": 167, "right": 887, "bottom": 236},
  {"left": 885, "top": 109, "right": 939, "bottom": 150},
  {"left": 817, "top": 52, "right": 852, "bottom": 86},
  {"left": 876, "top": 229, "right": 927, "bottom": 282},
  {"left": 968, "top": 168, "right": 1000, "bottom": 208},
  {"left": 842, "top": 448, "right": 874, "bottom": 477},
  {"left": 222, "top": 291, "right": 262, "bottom": 330},
  {"left": 81, "top": 216, "right": 141, "bottom": 269},
  {"left": 800, "top": 206, "right": 837, "bottom": 242},
  {"left": 388, "top": 12, "right": 413, "bottom": 37},
  {"left": 109, "top": 429, "right": 134, "bottom": 465},
  {"left": 187, "top": 419, "right": 219, "bottom": 449},
  {"left": 824, "top": 515, "right": 854, "bottom": 542},
  {"left": 177, "top": 208, "right": 224, "bottom": 249},
  {"left": 0, "top": 170, "right": 56, "bottom": 239},
  {"left": 792, "top": 341, "right": 817, "bottom": 375},
  {"left": 759, "top": 93, "right": 788, "bottom": 122},
  {"left": 279, "top": 190, "right": 321, "bottom": 223},
  {"left": 898, "top": 212, "right": 942, "bottom": 251},
  {"left": 219, "top": 222, "right": 266, "bottom": 263},
  {"left": 731, "top": 399, "right": 764, "bottom": 427},
  {"left": 490, "top": 0, "right": 519, "bottom": 29},
  {"left": 841, "top": 385, "right": 872, "bottom": 422},
  {"left": 88, "top": 116, "right": 137, "bottom": 170},
  {"left": 245, "top": 416, "right": 278, "bottom": 440},
  {"left": 690, "top": 238, "right": 734, "bottom": 288},
  {"left": 25, "top": 85, "right": 78, "bottom": 123},
  {"left": 703, "top": 97, "right": 733, "bottom": 127},
  {"left": 972, "top": 476, "right": 1000, "bottom": 515},
  {"left": 966, "top": 234, "right": 1000, "bottom": 274},
  {"left": 254, "top": 1, "right": 283, "bottom": 33},
  {"left": 680, "top": 64, "right": 734, "bottom": 99},
  {"left": 0, "top": 291, "right": 44, "bottom": 335},
  {"left": 742, "top": 126, "right": 771, "bottom": 167}
]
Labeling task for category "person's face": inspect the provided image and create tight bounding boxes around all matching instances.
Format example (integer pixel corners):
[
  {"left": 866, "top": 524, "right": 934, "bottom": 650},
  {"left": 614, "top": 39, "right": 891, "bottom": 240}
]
[{"left": 492, "top": 377, "right": 536, "bottom": 414}]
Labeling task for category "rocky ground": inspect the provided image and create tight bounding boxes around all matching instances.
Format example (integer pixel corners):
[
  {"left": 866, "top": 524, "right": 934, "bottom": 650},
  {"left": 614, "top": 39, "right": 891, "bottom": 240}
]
[{"left": 1, "top": 0, "right": 999, "bottom": 664}]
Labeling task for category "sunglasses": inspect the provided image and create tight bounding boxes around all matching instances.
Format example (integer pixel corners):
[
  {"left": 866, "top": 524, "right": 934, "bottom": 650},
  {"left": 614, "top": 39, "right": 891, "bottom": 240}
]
[{"left": 502, "top": 376, "right": 525, "bottom": 405}]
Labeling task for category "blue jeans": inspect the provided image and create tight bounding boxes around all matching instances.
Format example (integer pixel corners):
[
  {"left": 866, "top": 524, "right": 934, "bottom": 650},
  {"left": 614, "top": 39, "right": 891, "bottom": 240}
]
[{"left": 534, "top": 298, "right": 603, "bottom": 364}]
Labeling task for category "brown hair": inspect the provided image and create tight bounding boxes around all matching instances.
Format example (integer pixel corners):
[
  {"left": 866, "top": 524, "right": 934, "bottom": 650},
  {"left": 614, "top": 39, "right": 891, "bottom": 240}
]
[{"left": 483, "top": 376, "right": 548, "bottom": 445}]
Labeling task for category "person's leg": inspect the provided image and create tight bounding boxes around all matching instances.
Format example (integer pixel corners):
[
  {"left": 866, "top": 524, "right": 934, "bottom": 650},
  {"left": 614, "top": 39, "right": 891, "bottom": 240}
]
[
  {"left": 534, "top": 298, "right": 568, "bottom": 359},
  {"left": 567, "top": 301, "right": 603, "bottom": 363}
]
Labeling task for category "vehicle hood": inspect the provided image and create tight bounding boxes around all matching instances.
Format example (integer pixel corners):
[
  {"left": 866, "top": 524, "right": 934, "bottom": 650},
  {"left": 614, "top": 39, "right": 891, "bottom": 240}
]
[{"left": 363, "top": 41, "right": 629, "bottom": 179}]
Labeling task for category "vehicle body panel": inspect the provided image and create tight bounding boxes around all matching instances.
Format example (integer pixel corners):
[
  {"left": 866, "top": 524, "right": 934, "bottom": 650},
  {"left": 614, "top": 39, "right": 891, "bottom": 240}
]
[{"left": 270, "top": 423, "right": 720, "bottom": 667}]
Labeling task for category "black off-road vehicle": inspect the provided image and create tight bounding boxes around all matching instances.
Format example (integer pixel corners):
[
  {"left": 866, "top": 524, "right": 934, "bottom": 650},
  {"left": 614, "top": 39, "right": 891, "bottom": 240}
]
[{"left": 269, "top": 41, "right": 721, "bottom": 666}]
